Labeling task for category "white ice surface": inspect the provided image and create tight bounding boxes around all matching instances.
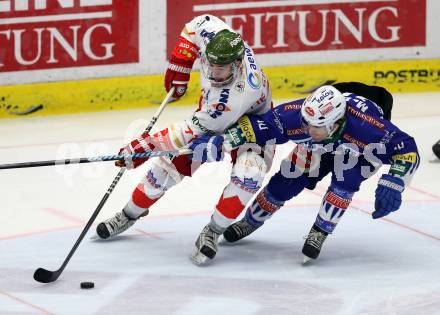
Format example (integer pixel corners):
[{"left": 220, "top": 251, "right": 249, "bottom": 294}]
[{"left": 0, "top": 93, "right": 439, "bottom": 315}]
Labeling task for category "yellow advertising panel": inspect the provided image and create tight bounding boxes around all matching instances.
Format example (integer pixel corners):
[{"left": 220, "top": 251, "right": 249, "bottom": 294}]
[{"left": 1, "top": 59, "right": 439, "bottom": 119}]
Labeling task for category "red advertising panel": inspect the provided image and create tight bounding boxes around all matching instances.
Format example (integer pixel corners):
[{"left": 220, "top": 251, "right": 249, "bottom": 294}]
[
  {"left": 167, "top": 0, "right": 426, "bottom": 57},
  {"left": 0, "top": 0, "right": 138, "bottom": 72}
]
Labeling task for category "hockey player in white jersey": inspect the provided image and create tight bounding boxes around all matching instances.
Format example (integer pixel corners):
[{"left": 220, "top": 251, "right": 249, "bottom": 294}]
[{"left": 96, "top": 15, "right": 273, "bottom": 265}]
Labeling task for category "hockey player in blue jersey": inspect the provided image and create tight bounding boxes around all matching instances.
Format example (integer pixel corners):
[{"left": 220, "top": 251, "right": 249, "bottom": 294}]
[{"left": 190, "top": 83, "right": 419, "bottom": 263}]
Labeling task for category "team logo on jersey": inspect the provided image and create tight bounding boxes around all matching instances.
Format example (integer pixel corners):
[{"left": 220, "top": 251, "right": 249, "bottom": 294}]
[
  {"left": 146, "top": 170, "right": 162, "bottom": 190},
  {"left": 305, "top": 106, "right": 315, "bottom": 116},
  {"left": 248, "top": 72, "right": 261, "bottom": 89},
  {"left": 234, "top": 81, "right": 245, "bottom": 93},
  {"left": 200, "top": 29, "right": 216, "bottom": 40},
  {"left": 380, "top": 130, "right": 396, "bottom": 145},
  {"left": 208, "top": 88, "right": 230, "bottom": 118},
  {"left": 232, "top": 176, "right": 259, "bottom": 193}
]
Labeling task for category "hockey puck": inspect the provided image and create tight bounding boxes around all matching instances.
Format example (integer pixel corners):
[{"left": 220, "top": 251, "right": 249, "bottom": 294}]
[{"left": 80, "top": 282, "right": 94, "bottom": 289}]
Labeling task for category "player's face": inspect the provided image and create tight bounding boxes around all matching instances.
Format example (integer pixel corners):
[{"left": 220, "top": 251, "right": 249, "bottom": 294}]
[
  {"left": 208, "top": 63, "right": 233, "bottom": 82},
  {"left": 304, "top": 124, "right": 329, "bottom": 142}
]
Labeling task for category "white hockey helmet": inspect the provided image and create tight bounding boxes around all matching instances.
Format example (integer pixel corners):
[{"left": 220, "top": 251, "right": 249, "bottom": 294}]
[{"left": 301, "top": 85, "right": 347, "bottom": 134}]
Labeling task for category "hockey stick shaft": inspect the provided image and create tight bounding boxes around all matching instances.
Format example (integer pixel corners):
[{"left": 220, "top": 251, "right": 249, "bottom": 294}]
[
  {"left": 0, "top": 149, "right": 192, "bottom": 170},
  {"left": 34, "top": 87, "right": 176, "bottom": 283}
]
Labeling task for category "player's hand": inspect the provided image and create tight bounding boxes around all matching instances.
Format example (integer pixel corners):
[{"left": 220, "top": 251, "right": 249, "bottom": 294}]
[
  {"left": 164, "top": 69, "right": 189, "bottom": 100},
  {"left": 116, "top": 133, "right": 154, "bottom": 169},
  {"left": 372, "top": 174, "right": 404, "bottom": 219},
  {"left": 190, "top": 135, "right": 225, "bottom": 162},
  {"left": 164, "top": 36, "right": 198, "bottom": 100}
]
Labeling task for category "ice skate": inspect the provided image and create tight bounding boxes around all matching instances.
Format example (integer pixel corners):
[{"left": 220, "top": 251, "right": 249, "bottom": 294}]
[
  {"left": 190, "top": 224, "right": 220, "bottom": 266},
  {"left": 94, "top": 209, "right": 149, "bottom": 240},
  {"left": 429, "top": 153, "right": 440, "bottom": 163},
  {"left": 302, "top": 224, "right": 328, "bottom": 264},
  {"left": 431, "top": 139, "right": 440, "bottom": 162},
  {"left": 223, "top": 217, "right": 259, "bottom": 243}
]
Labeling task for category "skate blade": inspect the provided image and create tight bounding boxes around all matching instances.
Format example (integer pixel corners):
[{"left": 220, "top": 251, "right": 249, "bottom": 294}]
[
  {"left": 190, "top": 249, "right": 211, "bottom": 266},
  {"left": 218, "top": 236, "right": 228, "bottom": 246},
  {"left": 302, "top": 255, "right": 314, "bottom": 265},
  {"left": 90, "top": 234, "right": 102, "bottom": 241},
  {"left": 218, "top": 235, "right": 238, "bottom": 246},
  {"left": 90, "top": 233, "right": 109, "bottom": 241},
  {"left": 429, "top": 154, "right": 440, "bottom": 163}
]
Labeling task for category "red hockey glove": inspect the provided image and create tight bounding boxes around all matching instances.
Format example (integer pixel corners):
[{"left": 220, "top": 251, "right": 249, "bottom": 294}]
[
  {"left": 116, "top": 133, "right": 156, "bottom": 169},
  {"left": 165, "top": 36, "right": 199, "bottom": 99}
]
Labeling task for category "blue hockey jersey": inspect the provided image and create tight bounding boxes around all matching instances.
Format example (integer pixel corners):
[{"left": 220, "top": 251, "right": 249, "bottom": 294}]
[{"left": 234, "top": 93, "right": 419, "bottom": 185}]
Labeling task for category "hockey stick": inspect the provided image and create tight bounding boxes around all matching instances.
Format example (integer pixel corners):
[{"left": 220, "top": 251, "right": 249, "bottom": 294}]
[
  {"left": 33, "top": 87, "right": 176, "bottom": 283},
  {"left": 0, "top": 149, "right": 192, "bottom": 170}
]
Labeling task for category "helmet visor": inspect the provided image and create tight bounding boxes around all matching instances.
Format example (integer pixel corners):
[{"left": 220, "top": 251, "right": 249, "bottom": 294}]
[{"left": 201, "top": 56, "right": 237, "bottom": 87}]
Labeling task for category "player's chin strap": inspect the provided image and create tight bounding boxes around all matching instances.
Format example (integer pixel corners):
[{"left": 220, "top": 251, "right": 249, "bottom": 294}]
[{"left": 324, "top": 117, "right": 347, "bottom": 144}]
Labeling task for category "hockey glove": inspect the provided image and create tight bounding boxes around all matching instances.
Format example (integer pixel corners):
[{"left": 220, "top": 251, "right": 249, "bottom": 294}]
[
  {"left": 372, "top": 174, "right": 404, "bottom": 219},
  {"left": 165, "top": 36, "right": 199, "bottom": 100},
  {"left": 190, "top": 135, "right": 225, "bottom": 162},
  {"left": 116, "top": 133, "right": 155, "bottom": 169}
]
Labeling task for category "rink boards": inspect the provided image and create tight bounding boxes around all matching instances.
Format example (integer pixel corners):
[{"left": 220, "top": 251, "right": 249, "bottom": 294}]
[{"left": 1, "top": 58, "right": 439, "bottom": 119}]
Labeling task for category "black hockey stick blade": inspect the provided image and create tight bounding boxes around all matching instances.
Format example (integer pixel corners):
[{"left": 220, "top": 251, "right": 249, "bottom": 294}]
[{"left": 34, "top": 267, "right": 60, "bottom": 283}]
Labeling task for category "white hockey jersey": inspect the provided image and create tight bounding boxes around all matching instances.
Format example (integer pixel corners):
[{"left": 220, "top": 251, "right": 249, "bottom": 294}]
[
  {"left": 151, "top": 15, "right": 272, "bottom": 152},
  {"left": 184, "top": 14, "right": 272, "bottom": 134}
]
